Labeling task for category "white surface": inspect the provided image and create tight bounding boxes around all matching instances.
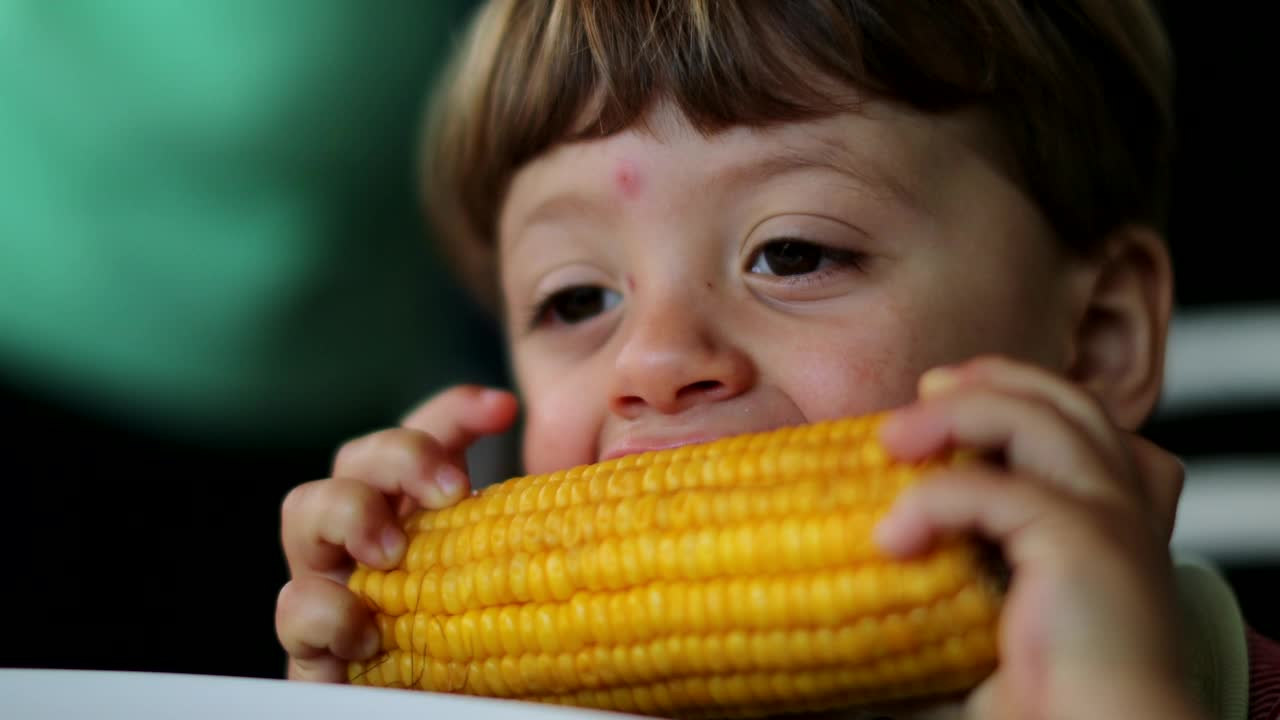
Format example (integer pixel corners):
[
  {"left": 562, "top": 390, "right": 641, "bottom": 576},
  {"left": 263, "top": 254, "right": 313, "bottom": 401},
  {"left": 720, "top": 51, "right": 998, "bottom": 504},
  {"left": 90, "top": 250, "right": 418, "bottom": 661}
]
[
  {"left": 0, "top": 669, "right": 643, "bottom": 720},
  {"left": 1150, "top": 303, "right": 1280, "bottom": 561},
  {"left": 1172, "top": 459, "right": 1280, "bottom": 562},
  {"left": 1157, "top": 303, "right": 1280, "bottom": 417}
]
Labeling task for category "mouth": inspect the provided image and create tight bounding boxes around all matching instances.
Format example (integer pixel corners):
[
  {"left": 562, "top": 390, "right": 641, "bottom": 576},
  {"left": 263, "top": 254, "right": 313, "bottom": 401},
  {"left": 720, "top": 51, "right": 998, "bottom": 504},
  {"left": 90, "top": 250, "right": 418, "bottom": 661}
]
[
  {"left": 596, "top": 396, "right": 810, "bottom": 464},
  {"left": 598, "top": 415, "right": 801, "bottom": 463},
  {"left": 599, "top": 435, "right": 721, "bottom": 462}
]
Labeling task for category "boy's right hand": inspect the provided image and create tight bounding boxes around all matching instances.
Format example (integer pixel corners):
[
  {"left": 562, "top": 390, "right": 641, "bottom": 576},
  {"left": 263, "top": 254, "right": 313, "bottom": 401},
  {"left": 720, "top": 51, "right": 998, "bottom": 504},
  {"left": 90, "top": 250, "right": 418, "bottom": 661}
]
[{"left": 275, "top": 385, "right": 519, "bottom": 683}]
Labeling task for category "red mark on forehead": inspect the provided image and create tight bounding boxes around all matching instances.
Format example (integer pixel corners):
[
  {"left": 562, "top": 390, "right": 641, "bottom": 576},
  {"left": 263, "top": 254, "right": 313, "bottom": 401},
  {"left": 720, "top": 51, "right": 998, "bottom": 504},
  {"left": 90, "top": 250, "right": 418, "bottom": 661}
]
[
  {"left": 626, "top": 274, "right": 637, "bottom": 292},
  {"left": 614, "top": 161, "right": 643, "bottom": 199}
]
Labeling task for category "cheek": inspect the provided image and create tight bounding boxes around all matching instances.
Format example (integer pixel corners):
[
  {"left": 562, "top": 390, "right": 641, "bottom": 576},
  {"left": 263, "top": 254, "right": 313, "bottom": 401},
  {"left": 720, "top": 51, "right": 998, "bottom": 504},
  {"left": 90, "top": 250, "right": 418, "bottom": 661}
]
[
  {"left": 920, "top": 201, "right": 1080, "bottom": 367},
  {"left": 915, "top": 259, "right": 1075, "bottom": 367},
  {"left": 517, "top": 368, "right": 602, "bottom": 474},
  {"left": 767, "top": 304, "right": 940, "bottom": 419}
]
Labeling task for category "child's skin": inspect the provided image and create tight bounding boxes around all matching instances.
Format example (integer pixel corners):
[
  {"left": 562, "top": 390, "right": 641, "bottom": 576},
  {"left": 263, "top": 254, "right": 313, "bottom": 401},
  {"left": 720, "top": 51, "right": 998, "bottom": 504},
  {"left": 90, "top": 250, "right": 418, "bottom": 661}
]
[{"left": 277, "top": 99, "right": 1200, "bottom": 719}]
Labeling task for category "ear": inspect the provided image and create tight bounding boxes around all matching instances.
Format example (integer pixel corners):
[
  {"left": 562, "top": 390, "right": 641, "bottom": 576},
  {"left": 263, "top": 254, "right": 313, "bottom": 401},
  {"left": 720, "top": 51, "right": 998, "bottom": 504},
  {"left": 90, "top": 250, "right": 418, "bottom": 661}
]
[{"left": 1065, "top": 225, "right": 1174, "bottom": 430}]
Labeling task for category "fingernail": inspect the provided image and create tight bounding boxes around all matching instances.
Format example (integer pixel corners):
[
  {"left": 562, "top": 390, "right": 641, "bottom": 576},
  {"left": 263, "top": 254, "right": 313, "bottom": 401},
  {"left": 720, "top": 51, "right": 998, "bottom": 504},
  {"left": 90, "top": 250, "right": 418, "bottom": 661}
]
[
  {"left": 872, "top": 515, "right": 897, "bottom": 551},
  {"left": 436, "top": 465, "right": 466, "bottom": 497},
  {"left": 381, "top": 526, "right": 405, "bottom": 563},
  {"left": 919, "top": 366, "right": 960, "bottom": 397},
  {"left": 480, "top": 388, "right": 508, "bottom": 405},
  {"left": 361, "top": 624, "right": 382, "bottom": 657},
  {"left": 879, "top": 407, "right": 916, "bottom": 443},
  {"left": 879, "top": 405, "right": 946, "bottom": 462},
  {"left": 873, "top": 508, "right": 921, "bottom": 558}
]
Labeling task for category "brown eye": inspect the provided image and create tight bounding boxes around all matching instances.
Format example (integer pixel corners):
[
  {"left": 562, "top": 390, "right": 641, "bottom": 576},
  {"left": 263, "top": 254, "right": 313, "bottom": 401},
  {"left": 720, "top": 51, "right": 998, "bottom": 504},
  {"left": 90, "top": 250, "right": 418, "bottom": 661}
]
[
  {"left": 539, "top": 285, "right": 621, "bottom": 325},
  {"left": 754, "top": 240, "right": 822, "bottom": 276},
  {"left": 747, "top": 239, "right": 866, "bottom": 280}
]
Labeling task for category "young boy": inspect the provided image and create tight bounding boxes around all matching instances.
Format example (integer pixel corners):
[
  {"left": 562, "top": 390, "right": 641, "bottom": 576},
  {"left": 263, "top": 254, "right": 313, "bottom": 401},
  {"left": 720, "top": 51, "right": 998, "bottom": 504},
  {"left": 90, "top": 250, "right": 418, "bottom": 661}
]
[{"left": 274, "top": 1, "right": 1280, "bottom": 718}]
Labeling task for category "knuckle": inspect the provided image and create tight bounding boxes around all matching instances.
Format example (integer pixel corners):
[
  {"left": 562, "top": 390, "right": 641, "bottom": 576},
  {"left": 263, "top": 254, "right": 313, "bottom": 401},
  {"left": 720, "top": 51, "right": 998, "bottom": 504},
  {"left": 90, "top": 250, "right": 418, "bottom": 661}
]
[
  {"left": 1022, "top": 394, "right": 1102, "bottom": 453},
  {"left": 281, "top": 479, "right": 331, "bottom": 518},
  {"left": 405, "top": 383, "right": 482, "bottom": 420},
  {"left": 1154, "top": 446, "right": 1186, "bottom": 486},
  {"left": 1168, "top": 459, "right": 1186, "bottom": 499},
  {"left": 973, "top": 385, "right": 1067, "bottom": 434},
  {"left": 1078, "top": 387, "right": 1107, "bottom": 416},
  {"left": 275, "top": 581, "right": 316, "bottom": 648},
  {"left": 280, "top": 483, "right": 311, "bottom": 525},
  {"left": 966, "top": 354, "right": 1012, "bottom": 376},
  {"left": 1006, "top": 473, "right": 1053, "bottom": 506},
  {"left": 275, "top": 581, "right": 298, "bottom": 621},
  {"left": 331, "top": 434, "right": 372, "bottom": 474},
  {"left": 372, "top": 428, "right": 443, "bottom": 469},
  {"left": 1075, "top": 389, "right": 1118, "bottom": 431},
  {"left": 329, "top": 481, "right": 376, "bottom": 530},
  {"left": 336, "top": 429, "right": 446, "bottom": 488},
  {"left": 1030, "top": 392, "right": 1073, "bottom": 425},
  {"left": 1079, "top": 495, "right": 1146, "bottom": 547},
  {"left": 441, "top": 383, "right": 486, "bottom": 401}
]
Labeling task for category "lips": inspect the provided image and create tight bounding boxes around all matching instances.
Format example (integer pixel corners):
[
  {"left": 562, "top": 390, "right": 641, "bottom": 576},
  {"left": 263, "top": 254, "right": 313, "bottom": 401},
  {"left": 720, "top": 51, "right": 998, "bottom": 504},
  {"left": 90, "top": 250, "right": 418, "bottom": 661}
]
[
  {"left": 599, "top": 435, "right": 719, "bottom": 462},
  {"left": 598, "top": 418, "right": 796, "bottom": 462}
]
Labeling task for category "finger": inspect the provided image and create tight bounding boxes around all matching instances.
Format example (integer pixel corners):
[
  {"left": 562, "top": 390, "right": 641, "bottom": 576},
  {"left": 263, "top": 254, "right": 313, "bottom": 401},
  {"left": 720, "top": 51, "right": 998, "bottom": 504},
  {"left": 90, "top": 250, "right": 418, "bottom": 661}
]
[
  {"left": 399, "top": 385, "right": 519, "bottom": 453},
  {"left": 333, "top": 428, "right": 469, "bottom": 510},
  {"left": 923, "top": 356, "right": 1129, "bottom": 468},
  {"left": 282, "top": 477, "right": 403, "bottom": 575},
  {"left": 288, "top": 655, "right": 347, "bottom": 684},
  {"left": 880, "top": 386, "right": 1137, "bottom": 506},
  {"left": 276, "top": 576, "right": 380, "bottom": 682},
  {"left": 1127, "top": 434, "right": 1185, "bottom": 541},
  {"left": 874, "top": 468, "right": 1129, "bottom": 569}
]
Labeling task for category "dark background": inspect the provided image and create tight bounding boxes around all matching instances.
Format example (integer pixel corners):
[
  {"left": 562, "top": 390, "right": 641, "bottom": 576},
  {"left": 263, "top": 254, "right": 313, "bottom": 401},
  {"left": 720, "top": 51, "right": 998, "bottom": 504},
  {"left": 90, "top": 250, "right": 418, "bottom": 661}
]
[
  {"left": 1142, "top": 3, "right": 1280, "bottom": 644},
  {"left": 1158, "top": 5, "right": 1274, "bottom": 309}
]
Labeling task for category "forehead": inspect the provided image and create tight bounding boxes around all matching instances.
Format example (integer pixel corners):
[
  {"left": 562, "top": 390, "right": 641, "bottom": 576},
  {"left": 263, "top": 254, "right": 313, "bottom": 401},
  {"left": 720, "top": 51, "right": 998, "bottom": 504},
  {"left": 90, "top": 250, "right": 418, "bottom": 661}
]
[{"left": 497, "top": 101, "right": 1006, "bottom": 247}]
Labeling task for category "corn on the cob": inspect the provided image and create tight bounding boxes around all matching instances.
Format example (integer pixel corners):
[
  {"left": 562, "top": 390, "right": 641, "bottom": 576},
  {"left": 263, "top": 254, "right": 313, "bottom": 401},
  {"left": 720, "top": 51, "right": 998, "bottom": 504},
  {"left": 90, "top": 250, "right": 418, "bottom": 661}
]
[{"left": 347, "top": 414, "right": 1003, "bottom": 718}]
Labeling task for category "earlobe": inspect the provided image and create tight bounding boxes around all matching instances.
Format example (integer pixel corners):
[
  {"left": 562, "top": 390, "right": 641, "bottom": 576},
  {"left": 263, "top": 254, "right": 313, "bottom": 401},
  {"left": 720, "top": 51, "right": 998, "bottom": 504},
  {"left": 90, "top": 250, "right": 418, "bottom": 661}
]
[{"left": 1066, "top": 225, "right": 1174, "bottom": 430}]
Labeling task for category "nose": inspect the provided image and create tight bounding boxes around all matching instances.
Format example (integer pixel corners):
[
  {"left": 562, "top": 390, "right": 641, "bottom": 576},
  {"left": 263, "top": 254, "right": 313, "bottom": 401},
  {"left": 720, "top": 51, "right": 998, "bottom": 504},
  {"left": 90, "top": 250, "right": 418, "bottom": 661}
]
[{"left": 609, "top": 295, "right": 755, "bottom": 417}]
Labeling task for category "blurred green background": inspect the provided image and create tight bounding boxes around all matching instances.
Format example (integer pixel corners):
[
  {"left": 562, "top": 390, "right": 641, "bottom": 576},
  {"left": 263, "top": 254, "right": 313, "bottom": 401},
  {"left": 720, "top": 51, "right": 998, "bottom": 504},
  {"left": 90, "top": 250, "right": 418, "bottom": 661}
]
[
  {"left": 0, "top": 1, "right": 498, "bottom": 445},
  {"left": 0, "top": 1, "right": 507, "bottom": 678}
]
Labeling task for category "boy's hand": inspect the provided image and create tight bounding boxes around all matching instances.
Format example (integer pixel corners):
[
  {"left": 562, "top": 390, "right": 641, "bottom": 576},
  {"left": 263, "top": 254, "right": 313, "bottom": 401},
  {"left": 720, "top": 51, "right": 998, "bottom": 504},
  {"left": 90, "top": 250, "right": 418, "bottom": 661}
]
[
  {"left": 274, "top": 385, "right": 518, "bottom": 683},
  {"left": 876, "top": 356, "right": 1204, "bottom": 720}
]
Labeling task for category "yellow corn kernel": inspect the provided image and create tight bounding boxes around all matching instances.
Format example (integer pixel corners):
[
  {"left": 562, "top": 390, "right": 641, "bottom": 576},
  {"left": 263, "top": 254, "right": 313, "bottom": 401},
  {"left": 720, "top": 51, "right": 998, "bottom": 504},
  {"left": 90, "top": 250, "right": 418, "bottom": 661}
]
[{"left": 347, "top": 415, "right": 1003, "bottom": 718}]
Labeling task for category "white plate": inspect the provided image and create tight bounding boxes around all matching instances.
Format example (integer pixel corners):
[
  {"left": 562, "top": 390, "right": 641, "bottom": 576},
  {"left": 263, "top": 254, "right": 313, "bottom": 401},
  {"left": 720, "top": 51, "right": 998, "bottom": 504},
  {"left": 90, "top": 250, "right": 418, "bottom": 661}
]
[{"left": 0, "top": 669, "right": 646, "bottom": 720}]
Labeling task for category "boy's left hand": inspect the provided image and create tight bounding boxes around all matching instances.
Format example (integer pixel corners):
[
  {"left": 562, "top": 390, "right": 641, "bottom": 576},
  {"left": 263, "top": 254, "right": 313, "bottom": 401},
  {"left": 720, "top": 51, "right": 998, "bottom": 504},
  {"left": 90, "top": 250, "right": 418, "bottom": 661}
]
[{"left": 875, "top": 356, "right": 1202, "bottom": 720}]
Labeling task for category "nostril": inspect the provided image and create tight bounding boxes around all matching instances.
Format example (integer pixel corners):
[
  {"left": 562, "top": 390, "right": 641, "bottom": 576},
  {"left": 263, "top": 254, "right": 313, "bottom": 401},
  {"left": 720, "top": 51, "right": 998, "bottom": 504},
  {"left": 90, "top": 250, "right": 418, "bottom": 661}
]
[
  {"left": 677, "top": 380, "right": 723, "bottom": 400},
  {"left": 616, "top": 395, "right": 645, "bottom": 410}
]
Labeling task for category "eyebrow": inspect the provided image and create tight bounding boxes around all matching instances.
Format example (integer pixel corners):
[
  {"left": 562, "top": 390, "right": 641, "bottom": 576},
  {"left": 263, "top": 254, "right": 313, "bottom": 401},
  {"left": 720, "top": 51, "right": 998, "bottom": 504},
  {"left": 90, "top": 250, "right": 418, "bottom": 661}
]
[
  {"left": 517, "top": 192, "right": 610, "bottom": 234},
  {"left": 720, "top": 135, "right": 922, "bottom": 212}
]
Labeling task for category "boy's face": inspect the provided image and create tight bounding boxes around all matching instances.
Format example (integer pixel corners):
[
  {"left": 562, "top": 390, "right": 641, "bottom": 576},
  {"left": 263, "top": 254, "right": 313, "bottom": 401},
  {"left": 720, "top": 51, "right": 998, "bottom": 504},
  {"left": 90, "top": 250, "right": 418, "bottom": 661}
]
[{"left": 499, "top": 101, "right": 1089, "bottom": 474}]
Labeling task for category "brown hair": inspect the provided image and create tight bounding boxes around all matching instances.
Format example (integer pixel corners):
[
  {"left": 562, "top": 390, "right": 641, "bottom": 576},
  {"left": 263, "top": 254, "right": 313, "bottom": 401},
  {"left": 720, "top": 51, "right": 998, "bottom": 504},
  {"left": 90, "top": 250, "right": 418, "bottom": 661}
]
[{"left": 421, "top": 0, "right": 1174, "bottom": 309}]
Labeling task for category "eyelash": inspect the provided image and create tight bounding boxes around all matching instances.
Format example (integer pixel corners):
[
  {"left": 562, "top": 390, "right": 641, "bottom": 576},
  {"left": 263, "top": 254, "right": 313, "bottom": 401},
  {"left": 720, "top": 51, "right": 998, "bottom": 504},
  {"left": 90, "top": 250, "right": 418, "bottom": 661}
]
[
  {"left": 746, "top": 238, "right": 867, "bottom": 284},
  {"left": 525, "top": 285, "right": 617, "bottom": 331},
  {"left": 525, "top": 292, "right": 563, "bottom": 331}
]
